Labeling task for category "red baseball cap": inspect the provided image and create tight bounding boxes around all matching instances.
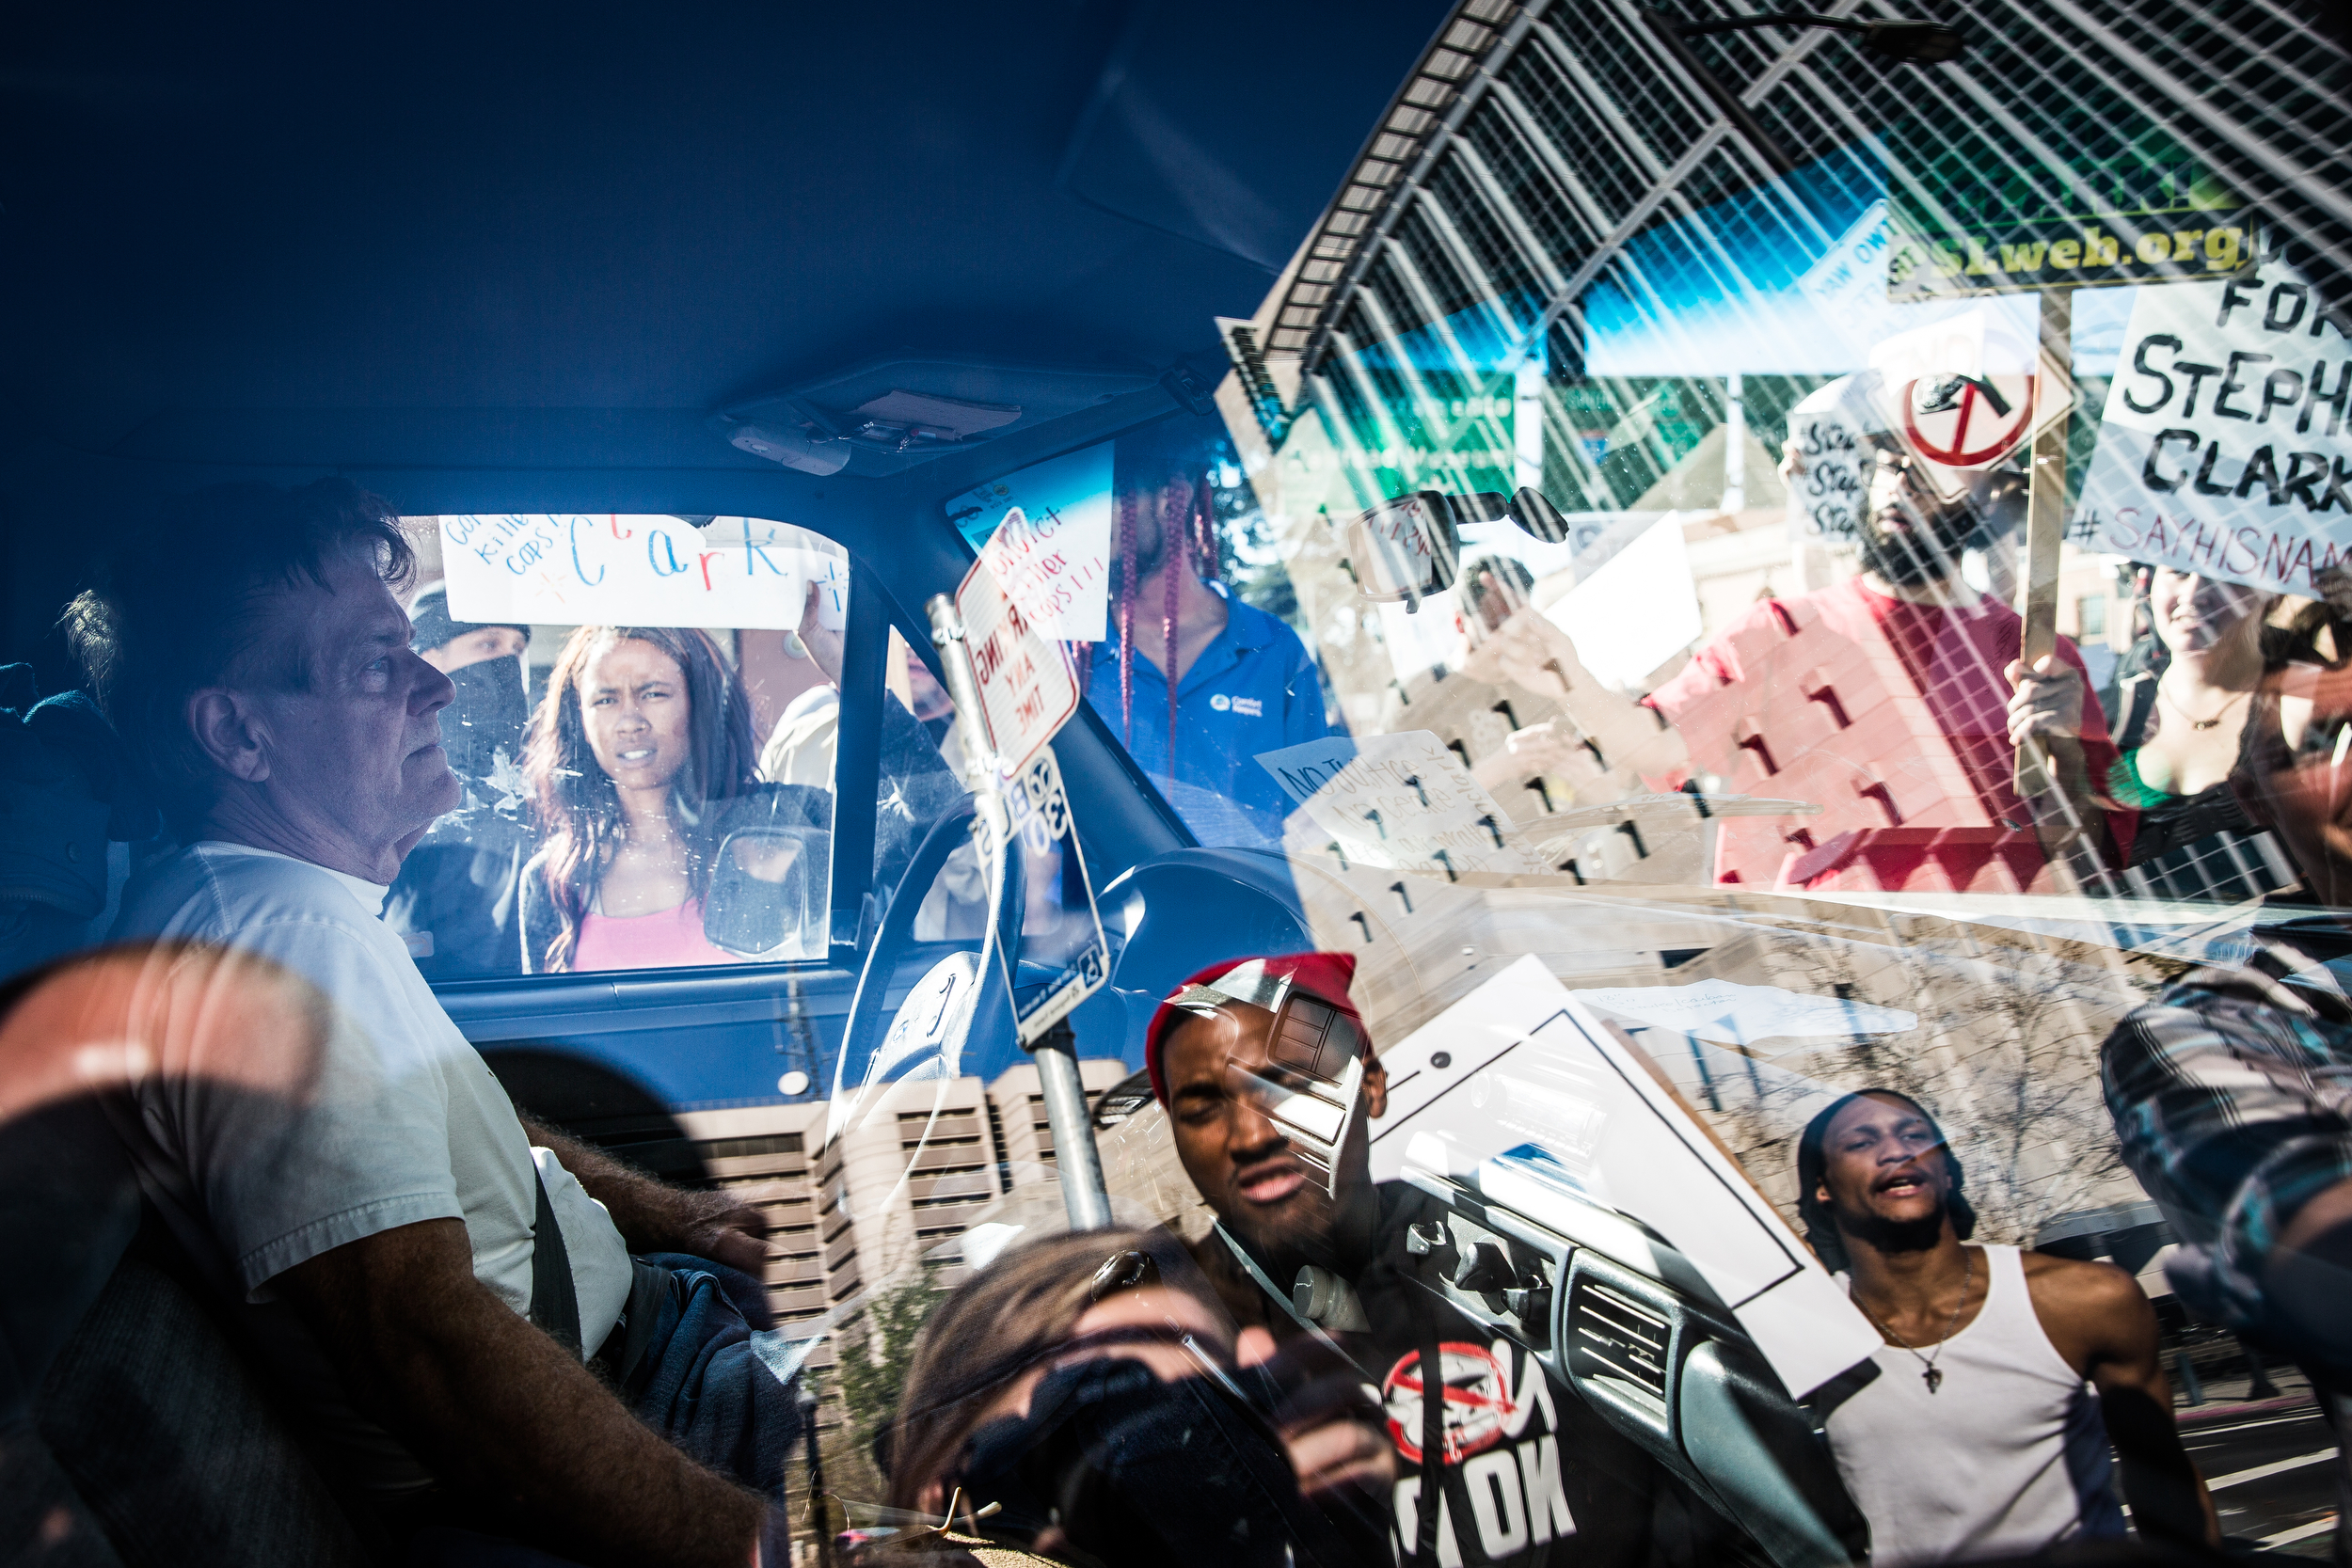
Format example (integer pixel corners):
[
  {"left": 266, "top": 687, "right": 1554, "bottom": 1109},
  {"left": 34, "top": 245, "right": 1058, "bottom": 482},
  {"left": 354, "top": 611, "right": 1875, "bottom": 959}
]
[{"left": 1143, "top": 951, "right": 1366, "bottom": 1105}]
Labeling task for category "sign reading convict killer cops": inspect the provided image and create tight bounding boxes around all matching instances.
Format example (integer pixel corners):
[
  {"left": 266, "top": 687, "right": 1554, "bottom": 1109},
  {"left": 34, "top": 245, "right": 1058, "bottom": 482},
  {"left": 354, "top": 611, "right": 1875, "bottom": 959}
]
[{"left": 2075, "top": 263, "right": 2352, "bottom": 594}]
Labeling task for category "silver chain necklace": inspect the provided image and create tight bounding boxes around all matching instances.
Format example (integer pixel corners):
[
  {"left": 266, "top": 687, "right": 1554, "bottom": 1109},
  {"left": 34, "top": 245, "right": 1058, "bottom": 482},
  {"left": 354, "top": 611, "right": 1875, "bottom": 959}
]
[{"left": 1855, "top": 1248, "right": 1974, "bottom": 1393}]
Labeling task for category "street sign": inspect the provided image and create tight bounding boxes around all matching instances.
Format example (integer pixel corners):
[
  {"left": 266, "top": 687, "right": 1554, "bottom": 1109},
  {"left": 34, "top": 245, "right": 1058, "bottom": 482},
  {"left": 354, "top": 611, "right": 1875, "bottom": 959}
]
[
  {"left": 977, "top": 747, "right": 1110, "bottom": 1045},
  {"left": 1884, "top": 127, "right": 2262, "bottom": 304},
  {"left": 1864, "top": 307, "right": 2074, "bottom": 502},
  {"left": 953, "top": 549, "right": 1082, "bottom": 778}
]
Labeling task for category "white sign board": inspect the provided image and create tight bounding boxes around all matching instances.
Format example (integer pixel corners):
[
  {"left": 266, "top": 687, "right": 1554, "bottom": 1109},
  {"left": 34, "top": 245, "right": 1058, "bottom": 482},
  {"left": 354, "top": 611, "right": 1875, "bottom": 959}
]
[
  {"left": 976, "top": 505, "right": 1112, "bottom": 645},
  {"left": 1784, "top": 375, "right": 1871, "bottom": 543},
  {"left": 1370, "top": 957, "right": 1882, "bottom": 1398},
  {"left": 1541, "top": 512, "right": 1702, "bottom": 690},
  {"left": 1256, "top": 730, "right": 1538, "bottom": 879},
  {"left": 955, "top": 553, "right": 1081, "bottom": 777},
  {"left": 949, "top": 443, "right": 1114, "bottom": 641},
  {"left": 439, "top": 515, "right": 844, "bottom": 631},
  {"left": 2077, "top": 262, "right": 2352, "bottom": 595},
  {"left": 985, "top": 747, "right": 1109, "bottom": 1044}
]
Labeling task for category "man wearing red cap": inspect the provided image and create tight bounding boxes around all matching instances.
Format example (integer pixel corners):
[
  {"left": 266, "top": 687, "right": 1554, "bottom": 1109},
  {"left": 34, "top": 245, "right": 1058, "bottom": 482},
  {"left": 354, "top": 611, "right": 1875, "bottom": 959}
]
[{"left": 1147, "top": 953, "right": 1711, "bottom": 1568}]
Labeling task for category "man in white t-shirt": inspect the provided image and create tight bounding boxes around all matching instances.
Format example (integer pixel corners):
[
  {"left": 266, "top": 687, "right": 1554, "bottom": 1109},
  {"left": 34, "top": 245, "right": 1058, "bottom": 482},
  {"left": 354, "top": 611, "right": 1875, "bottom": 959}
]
[
  {"left": 67, "top": 480, "right": 782, "bottom": 1567},
  {"left": 1799, "top": 1089, "right": 2214, "bottom": 1563}
]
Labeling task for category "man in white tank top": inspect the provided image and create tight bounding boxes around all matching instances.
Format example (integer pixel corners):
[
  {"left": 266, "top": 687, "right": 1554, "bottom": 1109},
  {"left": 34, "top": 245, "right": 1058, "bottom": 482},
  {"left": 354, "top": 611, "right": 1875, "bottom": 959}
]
[{"left": 1800, "top": 1090, "right": 2217, "bottom": 1564}]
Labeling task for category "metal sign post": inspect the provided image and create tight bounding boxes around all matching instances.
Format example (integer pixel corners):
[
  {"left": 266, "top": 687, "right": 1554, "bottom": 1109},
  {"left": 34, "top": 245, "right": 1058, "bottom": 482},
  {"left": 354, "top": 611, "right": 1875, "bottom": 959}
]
[{"left": 924, "top": 593, "right": 1113, "bottom": 1231}]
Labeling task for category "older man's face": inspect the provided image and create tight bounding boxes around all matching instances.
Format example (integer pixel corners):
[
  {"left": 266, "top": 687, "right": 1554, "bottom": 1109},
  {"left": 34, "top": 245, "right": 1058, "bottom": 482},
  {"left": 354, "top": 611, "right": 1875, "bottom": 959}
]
[{"left": 240, "top": 547, "right": 460, "bottom": 873}]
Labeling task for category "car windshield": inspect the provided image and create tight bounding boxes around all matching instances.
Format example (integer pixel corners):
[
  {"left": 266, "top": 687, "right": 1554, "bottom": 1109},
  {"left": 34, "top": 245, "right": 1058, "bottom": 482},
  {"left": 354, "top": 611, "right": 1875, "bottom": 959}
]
[{"left": 924, "top": 1, "right": 2352, "bottom": 1560}]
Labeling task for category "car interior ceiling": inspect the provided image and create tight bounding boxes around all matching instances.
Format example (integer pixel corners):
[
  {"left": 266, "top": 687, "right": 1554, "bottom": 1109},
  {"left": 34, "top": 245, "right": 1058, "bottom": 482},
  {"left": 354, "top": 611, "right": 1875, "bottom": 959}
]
[
  {"left": 0, "top": 1, "right": 1450, "bottom": 640},
  {"left": 1, "top": 2, "right": 1459, "bottom": 887}
]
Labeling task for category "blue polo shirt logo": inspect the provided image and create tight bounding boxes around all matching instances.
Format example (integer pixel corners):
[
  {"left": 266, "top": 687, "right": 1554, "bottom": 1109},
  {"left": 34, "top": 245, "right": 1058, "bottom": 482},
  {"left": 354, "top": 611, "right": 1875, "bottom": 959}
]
[{"left": 1082, "top": 598, "right": 1338, "bottom": 833}]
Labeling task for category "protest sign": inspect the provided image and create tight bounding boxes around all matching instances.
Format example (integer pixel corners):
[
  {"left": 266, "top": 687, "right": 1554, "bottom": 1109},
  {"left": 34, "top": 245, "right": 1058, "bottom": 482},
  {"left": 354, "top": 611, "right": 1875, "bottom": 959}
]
[
  {"left": 439, "top": 515, "right": 843, "bottom": 631},
  {"left": 947, "top": 442, "right": 1112, "bottom": 641},
  {"left": 2076, "top": 263, "right": 2352, "bottom": 595},
  {"left": 1256, "top": 730, "right": 1538, "bottom": 879},
  {"left": 974, "top": 505, "right": 1111, "bottom": 645},
  {"left": 1784, "top": 376, "right": 1869, "bottom": 542}
]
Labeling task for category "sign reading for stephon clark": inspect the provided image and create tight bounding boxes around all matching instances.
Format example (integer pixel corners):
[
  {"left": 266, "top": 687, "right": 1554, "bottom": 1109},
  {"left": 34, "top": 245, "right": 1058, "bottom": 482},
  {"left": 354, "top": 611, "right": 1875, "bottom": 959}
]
[
  {"left": 1257, "top": 731, "right": 1538, "bottom": 879},
  {"left": 2075, "top": 263, "right": 2352, "bottom": 595}
]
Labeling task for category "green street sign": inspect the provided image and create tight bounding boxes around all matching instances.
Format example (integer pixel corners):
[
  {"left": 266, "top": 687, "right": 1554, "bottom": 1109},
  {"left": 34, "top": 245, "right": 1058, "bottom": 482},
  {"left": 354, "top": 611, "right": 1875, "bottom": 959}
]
[{"left": 1887, "top": 207, "right": 2263, "bottom": 299}]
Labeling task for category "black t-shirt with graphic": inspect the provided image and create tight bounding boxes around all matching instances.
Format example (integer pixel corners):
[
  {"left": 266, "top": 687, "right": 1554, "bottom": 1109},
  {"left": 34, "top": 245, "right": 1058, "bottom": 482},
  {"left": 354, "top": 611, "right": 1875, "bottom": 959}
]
[{"left": 1196, "top": 1188, "right": 1728, "bottom": 1568}]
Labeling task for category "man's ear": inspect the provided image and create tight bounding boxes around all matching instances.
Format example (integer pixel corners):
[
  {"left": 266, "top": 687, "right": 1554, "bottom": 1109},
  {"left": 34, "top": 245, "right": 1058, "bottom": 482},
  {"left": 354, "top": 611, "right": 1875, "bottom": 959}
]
[
  {"left": 1362, "top": 1054, "right": 1388, "bottom": 1120},
  {"left": 188, "top": 689, "right": 272, "bottom": 784}
]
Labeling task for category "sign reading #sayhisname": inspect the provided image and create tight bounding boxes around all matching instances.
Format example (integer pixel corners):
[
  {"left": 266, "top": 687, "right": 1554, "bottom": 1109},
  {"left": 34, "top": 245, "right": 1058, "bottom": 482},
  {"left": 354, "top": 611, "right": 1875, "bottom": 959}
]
[
  {"left": 2074, "top": 263, "right": 2352, "bottom": 596},
  {"left": 1888, "top": 209, "right": 2261, "bottom": 301}
]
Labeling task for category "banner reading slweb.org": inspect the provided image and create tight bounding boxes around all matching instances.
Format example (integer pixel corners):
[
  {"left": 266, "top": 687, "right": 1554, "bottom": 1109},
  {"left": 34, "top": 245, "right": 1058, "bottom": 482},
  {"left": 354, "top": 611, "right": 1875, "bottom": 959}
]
[{"left": 2074, "top": 262, "right": 2352, "bottom": 594}]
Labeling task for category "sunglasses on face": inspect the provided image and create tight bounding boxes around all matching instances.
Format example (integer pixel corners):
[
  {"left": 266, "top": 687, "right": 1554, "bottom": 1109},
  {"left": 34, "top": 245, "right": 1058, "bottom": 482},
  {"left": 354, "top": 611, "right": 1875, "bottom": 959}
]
[{"left": 1342, "top": 485, "right": 1570, "bottom": 605}]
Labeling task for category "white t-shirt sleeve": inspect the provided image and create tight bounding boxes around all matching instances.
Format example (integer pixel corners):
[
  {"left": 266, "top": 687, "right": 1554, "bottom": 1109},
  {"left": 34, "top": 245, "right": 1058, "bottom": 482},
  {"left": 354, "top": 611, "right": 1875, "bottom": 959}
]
[{"left": 158, "top": 915, "right": 470, "bottom": 1298}]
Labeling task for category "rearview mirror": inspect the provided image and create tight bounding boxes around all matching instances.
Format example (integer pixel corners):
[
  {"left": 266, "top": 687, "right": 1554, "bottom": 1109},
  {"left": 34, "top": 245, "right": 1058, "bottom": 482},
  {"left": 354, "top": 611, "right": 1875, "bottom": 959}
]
[{"left": 704, "top": 825, "right": 828, "bottom": 958}]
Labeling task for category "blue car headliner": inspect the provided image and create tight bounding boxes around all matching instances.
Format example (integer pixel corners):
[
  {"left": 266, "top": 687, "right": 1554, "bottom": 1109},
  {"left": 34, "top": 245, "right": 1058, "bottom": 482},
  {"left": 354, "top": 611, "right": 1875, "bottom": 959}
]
[
  {"left": 0, "top": 0, "right": 1449, "bottom": 690},
  {"left": 0, "top": 0, "right": 1444, "bottom": 484}
]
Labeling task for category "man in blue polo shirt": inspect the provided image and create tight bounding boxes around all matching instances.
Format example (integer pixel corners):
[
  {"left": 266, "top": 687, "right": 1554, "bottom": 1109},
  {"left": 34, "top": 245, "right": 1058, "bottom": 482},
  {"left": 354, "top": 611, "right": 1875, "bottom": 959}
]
[{"left": 1087, "top": 418, "right": 1336, "bottom": 847}]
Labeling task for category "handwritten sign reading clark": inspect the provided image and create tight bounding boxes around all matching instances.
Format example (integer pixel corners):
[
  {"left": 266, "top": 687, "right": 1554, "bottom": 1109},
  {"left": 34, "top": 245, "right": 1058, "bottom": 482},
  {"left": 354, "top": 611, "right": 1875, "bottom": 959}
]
[
  {"left": 1256, "top": 731, "right": 1538, "bottom": 879},
  {"left": 439, "top": 515, "right": 844, "bottom": 632},
  {"left": 2075, "top": 264, "right": 2352, "bottom": 594}
]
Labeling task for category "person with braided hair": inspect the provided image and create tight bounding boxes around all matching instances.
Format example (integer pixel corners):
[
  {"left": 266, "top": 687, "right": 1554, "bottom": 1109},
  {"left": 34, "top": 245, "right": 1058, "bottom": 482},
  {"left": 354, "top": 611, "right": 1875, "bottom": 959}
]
[{"left": 1079, "top": 416, "right": 1335, "bottom": 846}]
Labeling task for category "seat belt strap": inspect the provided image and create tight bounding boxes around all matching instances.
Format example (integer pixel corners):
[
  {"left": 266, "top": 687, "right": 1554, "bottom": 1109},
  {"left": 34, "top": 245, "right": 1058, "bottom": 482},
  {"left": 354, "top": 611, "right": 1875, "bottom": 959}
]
[
  {"left": 529, "top": 1164, "right": 583, "bottom": 1357},
  {"left": 1213, "top": 1223, "right": 1349, "bottom": 1356}
]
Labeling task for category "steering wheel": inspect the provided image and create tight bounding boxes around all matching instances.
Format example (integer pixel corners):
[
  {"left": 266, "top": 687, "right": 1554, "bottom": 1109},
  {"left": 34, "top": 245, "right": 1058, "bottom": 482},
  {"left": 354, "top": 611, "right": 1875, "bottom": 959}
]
[{"left": 1078, "top": 846, "right": 1321, "bottom": 1062}]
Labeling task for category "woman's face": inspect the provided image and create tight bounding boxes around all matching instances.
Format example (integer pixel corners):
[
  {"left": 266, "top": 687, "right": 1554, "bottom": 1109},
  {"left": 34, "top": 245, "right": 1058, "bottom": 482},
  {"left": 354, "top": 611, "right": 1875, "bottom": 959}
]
[
  {"left": 577, "top": 637, "right": 692, "bottom": 793},
  {"left": 2150, "top": 567, "right": 2268, "bottom": 655}
]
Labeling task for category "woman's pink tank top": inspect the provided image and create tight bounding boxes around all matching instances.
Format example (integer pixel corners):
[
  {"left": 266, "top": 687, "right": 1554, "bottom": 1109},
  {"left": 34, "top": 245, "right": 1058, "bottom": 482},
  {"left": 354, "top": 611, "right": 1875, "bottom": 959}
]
[{"left": 568, "top": 898, "right": 739, "bottom": 972}]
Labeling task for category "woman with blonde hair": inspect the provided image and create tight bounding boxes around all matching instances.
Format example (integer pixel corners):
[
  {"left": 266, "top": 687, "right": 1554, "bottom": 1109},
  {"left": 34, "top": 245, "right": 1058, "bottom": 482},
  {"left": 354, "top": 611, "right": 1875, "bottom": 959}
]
[
  {"left": 882, "top": 1227, "right": 1389, "bottom": 1568},
  {"left": 2106, "top": 567, "right": 2311, "bottom": 899}
]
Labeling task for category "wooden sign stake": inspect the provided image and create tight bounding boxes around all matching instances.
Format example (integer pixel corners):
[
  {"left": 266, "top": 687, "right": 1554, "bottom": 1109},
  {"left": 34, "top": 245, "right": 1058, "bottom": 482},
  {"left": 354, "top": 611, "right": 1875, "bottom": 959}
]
[{"left": 2016, "top": 286, "right": 2074, "bottom": 802}]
